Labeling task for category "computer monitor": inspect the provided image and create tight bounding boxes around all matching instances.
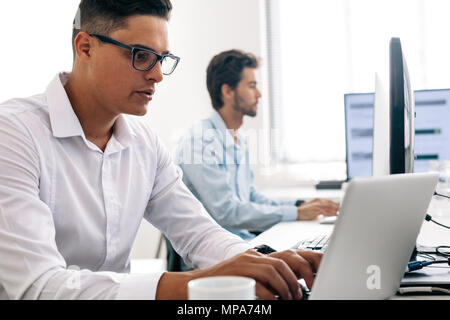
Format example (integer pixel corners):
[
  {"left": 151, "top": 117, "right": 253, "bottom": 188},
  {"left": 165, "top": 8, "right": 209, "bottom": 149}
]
[
  {"left": 413, "top": 89, "right": 450, "bottom": 172},
  {"left": 374, "top": 37, "right": 416, "bottom": 261},
  {"left": 344, "top": 93, "right": 374, "bottom": 179},
  {"left": 389, "top": 37, "right": 415, "bottom": 174},
  {"left": 345, "top": 89, "right": 450, "bottom": 178},
  {"left": 346, "top": 39, "right": 450, "bottom": 179},
  {"left": 371, "top": 37, "right": 414, "bottom": 176}
]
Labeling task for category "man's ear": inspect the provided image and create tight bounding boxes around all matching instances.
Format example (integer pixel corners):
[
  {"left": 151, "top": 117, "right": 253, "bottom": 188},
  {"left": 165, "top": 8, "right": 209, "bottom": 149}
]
[
  {"left": 220, "top": 83, "right": 234, "bottom": 103},
  {"left": 74, "top": 32, "right": 93, "bottom": 62}
]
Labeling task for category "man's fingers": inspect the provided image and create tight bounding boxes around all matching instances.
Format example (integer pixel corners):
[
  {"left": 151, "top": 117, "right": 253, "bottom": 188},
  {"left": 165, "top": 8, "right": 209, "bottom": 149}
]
[
  {"left": 320, "top": 200, "right": 339, "bottom": 209},
  {"left": 305, "top": 199, "right": 340, "bottom": 212},
  {"left": 268, "top": 250, "right": 319, "bottom": 293},
  {"left": 331, "top": 202, "right": 340, "bottom": 211},
  {"left": 257, "top": 264, "right": 293, "bottom": 300},
  {"left": 285, "top": 254, "right": 315, "bottom": 290},
  {"left": 317, "top": 200, "right": 339, "bottom": 216},
  {"left": 255, "top": 282, "right": 277, "bottom": 300},
  {"left": 244, "top": 255, "right": 301, "bottom": 300},
  {"left": 235, "top": 256, "right": 291, "bottom": 300},
  {"left": 321, "top": 208, "right": 338, "bottom": 216},
  {"left": 295, "top": 249, "right": 323, "bottom": 274},
  {"left": 266, "top": 256, "right": 303, "bottom": 300}
]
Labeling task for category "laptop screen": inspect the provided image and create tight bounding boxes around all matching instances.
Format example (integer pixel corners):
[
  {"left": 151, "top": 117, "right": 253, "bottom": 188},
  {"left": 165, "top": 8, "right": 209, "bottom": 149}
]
[{"left": 344, "top": 89, "right": 450, "bottom": 179}]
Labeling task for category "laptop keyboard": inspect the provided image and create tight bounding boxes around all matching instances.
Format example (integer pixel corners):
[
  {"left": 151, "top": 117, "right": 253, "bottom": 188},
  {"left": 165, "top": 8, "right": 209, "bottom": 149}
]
[{"left": 293, "top": 234, "right": 330, "bottom": 252}]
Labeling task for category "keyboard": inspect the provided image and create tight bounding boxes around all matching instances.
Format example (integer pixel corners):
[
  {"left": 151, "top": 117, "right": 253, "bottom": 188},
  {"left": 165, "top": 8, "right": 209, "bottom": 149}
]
[
  {"left": 315, "top": 180, "right": 344, "bottom": 190},
  {"left": 293, "top": 234, "right": 330, "bottom": 251}
]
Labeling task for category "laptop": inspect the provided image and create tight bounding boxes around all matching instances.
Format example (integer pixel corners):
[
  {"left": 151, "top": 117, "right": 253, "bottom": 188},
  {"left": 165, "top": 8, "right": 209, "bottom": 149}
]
[
  {"left": 401, "top": 266, "right": 450, "bottom": 289},
  {"left": 301, "top": 173, "right": 439, "bottom": 299}
]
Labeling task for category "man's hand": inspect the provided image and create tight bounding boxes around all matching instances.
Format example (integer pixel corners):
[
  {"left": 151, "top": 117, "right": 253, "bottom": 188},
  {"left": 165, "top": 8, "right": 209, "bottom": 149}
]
[
  {"left": 297, "top": 198, "right": 339, "bottom": 220},
  {"left": 155, "top": 249, "right": 322, "bottom": 300},
  {"left": 268, "top": 249, "right": 321, "bottom": 291}
]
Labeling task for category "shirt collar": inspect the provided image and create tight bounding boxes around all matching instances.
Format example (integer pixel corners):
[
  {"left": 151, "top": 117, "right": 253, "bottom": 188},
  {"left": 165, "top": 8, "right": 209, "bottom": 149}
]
[
  {"left": 208, "top": 109, "right": 245, "bottom": 149},
  {"left": 45, "top": 72, "right": 136, "bottom": 148},
  {"left": 113, "top": 114, "right": 137, "bottom": 148},
  {"left": 46, "top": 72, "right": 84, "bottom": 139}
]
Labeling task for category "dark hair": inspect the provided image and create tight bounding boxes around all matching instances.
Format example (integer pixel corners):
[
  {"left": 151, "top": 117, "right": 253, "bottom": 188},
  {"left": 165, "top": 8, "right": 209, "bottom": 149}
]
[
  {"left": 206, "top": 49, "right": 259, "bottom": 110},
  {"left": 72, "top": 0, "right": 172, "bottom": 57}
]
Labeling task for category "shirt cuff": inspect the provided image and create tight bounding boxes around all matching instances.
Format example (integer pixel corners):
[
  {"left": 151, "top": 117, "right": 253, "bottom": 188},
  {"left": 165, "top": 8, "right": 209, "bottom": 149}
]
[
  {"left": 280, "top": 205, "right": 298, "bottom": 222},
  {"left": 115, "top": 272, "right": 165, "bottom": 300}
]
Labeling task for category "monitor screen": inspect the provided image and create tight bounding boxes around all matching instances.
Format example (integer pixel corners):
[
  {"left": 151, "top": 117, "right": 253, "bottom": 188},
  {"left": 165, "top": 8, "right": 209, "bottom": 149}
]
[
  {"left": 344, "top": 93, "right": 374, "bottom": 179},
  {"left": 344, "top": 89, "right": 450, "bottom": 178}
]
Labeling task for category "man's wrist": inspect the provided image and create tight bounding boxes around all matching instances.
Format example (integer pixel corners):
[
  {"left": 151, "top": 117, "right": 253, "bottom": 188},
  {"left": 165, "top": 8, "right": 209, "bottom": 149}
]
[
  {"left": 156, "top": 270, "right": 202, "bottom": 300},
  {"left": 295, "top": 199, "right": 305, "bottom": 207}
]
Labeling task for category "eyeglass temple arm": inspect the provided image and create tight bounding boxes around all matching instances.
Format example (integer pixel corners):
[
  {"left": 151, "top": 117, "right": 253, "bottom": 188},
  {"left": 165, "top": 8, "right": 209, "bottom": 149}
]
[{"left": 90, "top": 33, "right": 134, "bottom": 52}]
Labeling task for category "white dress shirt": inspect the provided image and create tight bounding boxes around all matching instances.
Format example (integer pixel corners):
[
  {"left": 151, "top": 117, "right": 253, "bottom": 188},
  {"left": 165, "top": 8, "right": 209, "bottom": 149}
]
[{"left": 0, "top": 73, "right": 252, "bottom": 300}]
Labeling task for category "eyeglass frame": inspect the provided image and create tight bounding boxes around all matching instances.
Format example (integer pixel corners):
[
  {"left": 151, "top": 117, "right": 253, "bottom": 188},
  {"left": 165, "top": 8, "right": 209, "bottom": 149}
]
[{"left": 89, "top": 33, "right": 180, "bottom": 75}]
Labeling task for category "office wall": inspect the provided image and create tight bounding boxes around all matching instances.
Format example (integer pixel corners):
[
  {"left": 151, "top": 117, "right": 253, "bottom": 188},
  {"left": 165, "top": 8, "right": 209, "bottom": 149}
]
[
  {"left": 131, "top": 0, "right": 269, "bottom": 259},
  {"left": 0, "top": 0, "right": 268, "bottom": 261},
  {"left": 145, "top": 0, "right": 266, "bottom": 152},
  {"left": 0, "top": 1, "right": 79, "bottom": 102}
]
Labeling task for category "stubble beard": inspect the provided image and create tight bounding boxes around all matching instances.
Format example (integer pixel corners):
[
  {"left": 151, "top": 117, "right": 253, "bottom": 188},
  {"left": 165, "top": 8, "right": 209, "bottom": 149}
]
[{"left": 233, "top": 95, "right": 257, "bottom": 118}]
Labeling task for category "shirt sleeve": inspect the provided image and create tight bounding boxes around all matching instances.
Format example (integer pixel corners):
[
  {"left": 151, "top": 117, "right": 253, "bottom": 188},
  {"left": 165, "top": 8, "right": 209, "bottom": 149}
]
[
  {"left": 0, "top": 113, "right": 163, "bottom": 300},
  {"left": 144, "top": 133, "right": 252, "bottom": 269},
  {"left": 175, "top": 133, "right": 298, "bottom": 232}
]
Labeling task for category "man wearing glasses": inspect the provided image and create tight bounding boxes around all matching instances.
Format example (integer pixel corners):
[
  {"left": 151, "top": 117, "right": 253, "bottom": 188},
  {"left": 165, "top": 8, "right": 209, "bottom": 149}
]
[{"left": 0, "top": 0, "right": 321, "bottom": 300}]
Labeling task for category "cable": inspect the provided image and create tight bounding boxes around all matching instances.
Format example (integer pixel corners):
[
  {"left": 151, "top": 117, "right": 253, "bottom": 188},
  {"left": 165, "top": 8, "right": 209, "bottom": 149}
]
[
  {"left": 434, "top": 191, "right": 450, "bottom": 199},
  {"left": 417, "top": 252, "right": 436, "bottom": 261},
  {"left": 407, "top": 259, "right": 450, "bottom": 272},
  {"left": 417, "top": 247, "right": 450, "bottom": 259},
  {"left": 427, "top": 192, "right": 450, "bottom": 229},
  {"left": 436, "top": 246, "right": 450, "bottom": 258},
  {"left": 425, "top": 214, "right": 450, "bottom": 230},
  {"left": 409, "top": 192, "right": 450, "bottom": 272}
]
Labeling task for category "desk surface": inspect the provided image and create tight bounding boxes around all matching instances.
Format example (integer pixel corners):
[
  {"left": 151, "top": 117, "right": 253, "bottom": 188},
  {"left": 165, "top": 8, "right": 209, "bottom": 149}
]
[
  {"left": 249, "top": 212, "right": 450, "bottom": 251},
  {"left": 259, "top": 186, "right": 344, "bottom": 202},
  {"left": 257, "top": 185, "right": 449, "bottom": 249}
]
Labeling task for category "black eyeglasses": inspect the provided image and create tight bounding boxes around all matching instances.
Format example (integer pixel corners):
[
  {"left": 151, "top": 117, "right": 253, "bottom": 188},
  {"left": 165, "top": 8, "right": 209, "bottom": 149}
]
[{"left": 89, "top": 33, "right": 180, "bottom": 75}]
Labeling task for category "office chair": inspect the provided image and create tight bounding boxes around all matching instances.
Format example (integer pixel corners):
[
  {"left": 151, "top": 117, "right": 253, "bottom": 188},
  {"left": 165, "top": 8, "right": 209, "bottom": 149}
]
[{"left": 164, "top": 237, "right": 194, "bottom": 272}]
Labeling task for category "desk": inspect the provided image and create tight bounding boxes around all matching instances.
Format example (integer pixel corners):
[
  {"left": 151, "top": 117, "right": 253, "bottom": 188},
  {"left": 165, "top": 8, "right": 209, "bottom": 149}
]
[
  {"left": 249, "top": 208, "right": 450, "bottom": 252},
  {"left": 252, "top": 185, "right": 342, "bottom": 250},
  {"left": 250, "top": 220, "right": 333, "bottom": 251},
  {"left": 260, "top": 186, "right": 344, "bottom": 203},
  {"left": 251, "top": 187, "right": 450, "bottom": 299},
  {"left": 256, "top": 185, "right": 450, "bottom": 250}
]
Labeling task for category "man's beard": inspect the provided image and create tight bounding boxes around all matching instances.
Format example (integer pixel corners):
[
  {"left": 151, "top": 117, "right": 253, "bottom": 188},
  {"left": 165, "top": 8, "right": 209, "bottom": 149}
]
[{"left": 233, "top": 95, "right": 257, "bottom": 117}]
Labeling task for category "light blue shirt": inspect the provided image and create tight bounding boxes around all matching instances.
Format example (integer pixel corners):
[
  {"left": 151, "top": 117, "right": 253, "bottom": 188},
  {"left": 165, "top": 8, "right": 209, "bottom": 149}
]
[{"left": 175, "top": 110, "right": 298, "bottom": 240}]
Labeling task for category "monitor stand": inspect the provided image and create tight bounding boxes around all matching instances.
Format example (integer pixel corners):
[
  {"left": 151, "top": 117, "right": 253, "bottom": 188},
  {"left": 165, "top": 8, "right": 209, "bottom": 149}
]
[{"left": 315, "top": 180, "right": 345, "bottom": 190}]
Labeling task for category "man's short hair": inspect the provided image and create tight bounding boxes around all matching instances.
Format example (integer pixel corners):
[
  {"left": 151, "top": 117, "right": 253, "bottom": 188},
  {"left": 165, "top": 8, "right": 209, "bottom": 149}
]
[
  {"left": 72, "top": 0, "right": 172, "bottom": 57},
  {"left": 206, "top": 49, "right": 259, "bottom": 110}
]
